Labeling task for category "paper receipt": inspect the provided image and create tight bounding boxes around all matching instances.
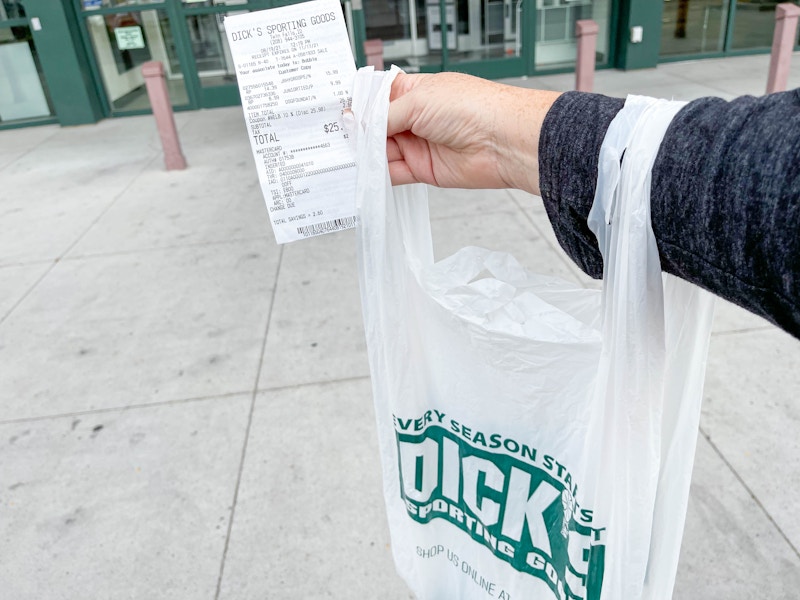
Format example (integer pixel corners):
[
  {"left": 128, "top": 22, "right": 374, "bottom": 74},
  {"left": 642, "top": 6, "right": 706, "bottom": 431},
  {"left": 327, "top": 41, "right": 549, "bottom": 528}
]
[{"left": 224, "top": 0, "right": 358, "bottom": 244}]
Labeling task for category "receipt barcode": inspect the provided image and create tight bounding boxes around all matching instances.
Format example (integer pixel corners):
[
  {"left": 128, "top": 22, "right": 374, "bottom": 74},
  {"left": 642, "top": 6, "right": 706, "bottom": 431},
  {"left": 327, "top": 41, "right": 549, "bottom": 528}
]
[{"left": 297, "top": 216, "right": 358, "bottom": 238}]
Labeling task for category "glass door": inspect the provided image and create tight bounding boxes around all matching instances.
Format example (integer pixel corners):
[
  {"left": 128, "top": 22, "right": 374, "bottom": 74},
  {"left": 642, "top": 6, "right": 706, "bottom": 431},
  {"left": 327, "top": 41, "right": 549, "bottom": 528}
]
[
  {"left": 534, "top": 0, "right": 612, "bottom": 70},
  {"left": 729, "top": 0, "right": 786, "bottom": 51},
  {"left": 445, "top": 0, "right": 528, "bottom": 76},
  {"left": 660, "top": 0, "right": 800, "bottom": 61},
  {"left": 176, "top": 0, "right": 269, "bottom": 108},
  {"left": 77, "top": 0, "right": 269, "bottom": 113},
  {"left": 362, "top": 0, "right": 428, "bottom": 70},
  {"left": 0, "top": 1, "right": 55, "bottom": 126},
  {"left": 660, "top": 0, "right": 729, "bottom": 57},
  {"left": 79, "top": 1, "right": 191, "bottom": 115},
  {"left": 364, "top": 0, "right": 532, "bottom": 77}
]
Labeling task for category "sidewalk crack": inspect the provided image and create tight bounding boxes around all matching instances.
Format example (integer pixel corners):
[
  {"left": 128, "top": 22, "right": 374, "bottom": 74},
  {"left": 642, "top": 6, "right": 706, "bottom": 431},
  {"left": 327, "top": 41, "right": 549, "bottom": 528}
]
[
  {"left": 214, "top": 244, "right": 284, "bottom": 599},
  {"left": 699, "top": 426, "right": 800, "bottom": 561},
  {"left": 0, "top": 154, "right": 161, "bottom": 326}
]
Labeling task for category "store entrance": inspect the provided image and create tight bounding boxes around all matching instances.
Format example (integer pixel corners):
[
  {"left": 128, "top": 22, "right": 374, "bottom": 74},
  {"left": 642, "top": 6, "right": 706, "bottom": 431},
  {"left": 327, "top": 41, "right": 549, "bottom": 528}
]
[
  {"left": 77, "top": 0, "right": 269, "bottom": 116},
  {"left": 82, "top": 5, "right": 190, "bottom": 113},
  {"left": 363, "top": 0, "right": 532, "bottom": 77}
]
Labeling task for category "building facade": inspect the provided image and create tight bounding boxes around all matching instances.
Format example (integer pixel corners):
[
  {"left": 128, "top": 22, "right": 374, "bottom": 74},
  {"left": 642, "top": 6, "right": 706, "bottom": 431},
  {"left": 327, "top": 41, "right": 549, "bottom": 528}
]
[{"left": 0, "top": 0, "right": 796, "bottom": 130}]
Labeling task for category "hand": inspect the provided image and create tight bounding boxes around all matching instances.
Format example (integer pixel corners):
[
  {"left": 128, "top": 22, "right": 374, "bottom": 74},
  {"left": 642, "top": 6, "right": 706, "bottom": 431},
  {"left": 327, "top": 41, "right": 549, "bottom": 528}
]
[{"left": 386, "top": 72, "right": 560, "bottom": 196}]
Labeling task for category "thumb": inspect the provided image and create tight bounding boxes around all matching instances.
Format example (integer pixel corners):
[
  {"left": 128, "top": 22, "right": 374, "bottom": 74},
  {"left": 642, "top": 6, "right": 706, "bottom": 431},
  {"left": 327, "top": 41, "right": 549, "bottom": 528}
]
[{"left": 387, "top": 73, "right": 428, "bottom": 138}]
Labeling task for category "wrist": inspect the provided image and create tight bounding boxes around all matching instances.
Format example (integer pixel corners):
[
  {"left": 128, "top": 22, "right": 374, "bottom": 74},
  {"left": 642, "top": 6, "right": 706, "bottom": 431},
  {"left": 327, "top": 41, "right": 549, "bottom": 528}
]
[{"left": 496, "top": 88, "right": 561, "bottom": 196}]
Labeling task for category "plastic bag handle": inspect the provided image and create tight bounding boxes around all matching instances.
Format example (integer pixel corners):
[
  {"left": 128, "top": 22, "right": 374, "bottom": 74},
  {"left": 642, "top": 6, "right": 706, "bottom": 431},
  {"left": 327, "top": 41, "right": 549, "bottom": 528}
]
[
  {"left": 583, "top": 95, "right": 689, "bottom": 600},
  {"left": 352, "top": 66, "right": 435, "bottom": 274}
]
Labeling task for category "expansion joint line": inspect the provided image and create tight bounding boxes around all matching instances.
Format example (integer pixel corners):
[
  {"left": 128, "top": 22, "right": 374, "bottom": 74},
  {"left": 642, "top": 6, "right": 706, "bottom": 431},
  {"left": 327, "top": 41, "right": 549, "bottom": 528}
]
[
  {"left": 215, "top": 244, "right": 284, "bottom": 599},
  {"left": 700, "top": 426, "right": 800, "bottom": 561}
]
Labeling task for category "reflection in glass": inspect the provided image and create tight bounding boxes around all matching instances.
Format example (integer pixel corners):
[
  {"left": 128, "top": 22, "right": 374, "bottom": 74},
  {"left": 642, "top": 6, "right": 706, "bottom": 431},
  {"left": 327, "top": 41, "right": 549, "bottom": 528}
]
[
  {"left": 535, "top": 0, "right": 609, "bottom": 69},
  {"left": 364, "top": 0, "right": 413, "bottom": 46},
  {"left": 1, "top": 1, "right": 27, "bottom": 21},
  {"left": 446, "top": 0, "right": 523, "bottom": 65},
  {"left": 186, "top": 12, "right": 239, "bottom": 87},
  {"left": 426, "top": 1, "right": 455, "bottom": 52},
  {"left": 660, "top": 0, "right": 727, "bottom": 56},
  {"left": 86, "top": 9, "right": 188, "bottom": 112},
  {"left": 730, "top": 1, "right": 779, "bottom": 51},
  {"left": 0, "top": 24, "right": 54, "bottom": 123},
  {"left": 363, "top": 0, "right": 530, "bottom": 71},
  {"left": 363, "top": 0, "right": 427, "bottom": 69}
]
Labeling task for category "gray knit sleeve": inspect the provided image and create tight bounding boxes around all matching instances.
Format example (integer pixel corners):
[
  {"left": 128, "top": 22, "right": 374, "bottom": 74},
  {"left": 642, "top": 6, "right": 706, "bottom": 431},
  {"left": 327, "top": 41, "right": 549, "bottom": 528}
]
[{"left": 538, "top": 90, "right": 800, "bottom": 337}]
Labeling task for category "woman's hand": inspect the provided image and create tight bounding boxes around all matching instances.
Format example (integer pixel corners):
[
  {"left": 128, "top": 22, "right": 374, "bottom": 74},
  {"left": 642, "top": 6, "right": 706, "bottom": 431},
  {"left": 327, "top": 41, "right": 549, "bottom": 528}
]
[{"left": 386, "top": 72, "right": 560, "bottom": 196}]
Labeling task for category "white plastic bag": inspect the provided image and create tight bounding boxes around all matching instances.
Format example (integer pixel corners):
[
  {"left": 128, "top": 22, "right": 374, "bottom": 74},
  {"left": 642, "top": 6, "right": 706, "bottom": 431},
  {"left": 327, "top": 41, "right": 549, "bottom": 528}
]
[{"left": 353, "top": 67, "right": 715, "bottom": 600}]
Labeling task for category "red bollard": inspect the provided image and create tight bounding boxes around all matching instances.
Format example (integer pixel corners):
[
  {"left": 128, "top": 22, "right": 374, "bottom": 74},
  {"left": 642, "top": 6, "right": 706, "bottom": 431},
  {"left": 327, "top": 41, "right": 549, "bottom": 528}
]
[
  {"left": 766, "top": 3, "right": 800, "bottom": 94},
  {"left": 364, "top": 39, "right": 384, "bottom": 70},
  {"left": 142, "top": 61, "right": 187, "bottom": 171},
  {"left": 575, "top": 20, "right": 599, "bottom": 93}
]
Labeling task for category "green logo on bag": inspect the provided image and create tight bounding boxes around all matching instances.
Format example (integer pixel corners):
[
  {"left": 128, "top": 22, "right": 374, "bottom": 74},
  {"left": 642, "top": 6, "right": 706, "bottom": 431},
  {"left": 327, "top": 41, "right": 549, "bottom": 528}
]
[{"left": 394, "top": 411, "right": 605, "bottom": 600}]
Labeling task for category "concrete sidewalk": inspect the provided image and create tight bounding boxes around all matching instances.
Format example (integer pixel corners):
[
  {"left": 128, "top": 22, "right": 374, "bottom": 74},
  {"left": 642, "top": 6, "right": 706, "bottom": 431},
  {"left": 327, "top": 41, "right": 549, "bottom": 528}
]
[{"left": 1, "top": 54, "right": 799, "bottom": 599}]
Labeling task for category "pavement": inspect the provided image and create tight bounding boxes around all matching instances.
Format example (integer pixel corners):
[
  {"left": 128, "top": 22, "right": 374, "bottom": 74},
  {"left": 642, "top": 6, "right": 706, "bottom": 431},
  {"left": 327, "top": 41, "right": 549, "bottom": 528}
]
[{"left": 1, "top": 53, "right": 800, "bottom": 599}]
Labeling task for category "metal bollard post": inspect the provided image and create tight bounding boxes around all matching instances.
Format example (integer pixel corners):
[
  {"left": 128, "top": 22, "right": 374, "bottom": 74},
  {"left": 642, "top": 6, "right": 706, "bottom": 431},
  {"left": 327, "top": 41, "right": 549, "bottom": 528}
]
[
  {"left": 575, "top": 20, "right": 599, "bottom": 93},
  {"left": 766, "top": 3, "right": 800, "bottom": 94},
  {"left": 141, "top": 61, "right": 187, "bottom": 171}
]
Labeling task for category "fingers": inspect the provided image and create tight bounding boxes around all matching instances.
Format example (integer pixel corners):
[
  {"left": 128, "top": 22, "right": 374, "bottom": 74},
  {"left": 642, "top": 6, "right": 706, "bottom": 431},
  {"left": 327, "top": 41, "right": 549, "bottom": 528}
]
[
  {"left": 387, "top": 73, "right": 430, "bottom": 138},
  {"left": 388, "top": 132, "right": 439, "bottom": 187},
  {"left": 387, "top": 73, "right": 433, "bottom": 185},
  {"left": 387, "top": 92, "right": 415, "bottom": 138},
  {"left": 388, "top": 161, "right": 419, "bottom": 187},
  {"left": 386, "top": 136, "right": 402, "bottom": 163},
  {"left": 386, "top": 136, "right": 419, "bottom": 186}
]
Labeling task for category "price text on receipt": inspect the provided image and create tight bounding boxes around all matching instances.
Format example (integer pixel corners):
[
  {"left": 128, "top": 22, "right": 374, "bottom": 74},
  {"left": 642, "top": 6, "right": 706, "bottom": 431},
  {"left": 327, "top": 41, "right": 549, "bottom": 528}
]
[{"left": 224, "top": 0, "right": 357, "bottom": 244}]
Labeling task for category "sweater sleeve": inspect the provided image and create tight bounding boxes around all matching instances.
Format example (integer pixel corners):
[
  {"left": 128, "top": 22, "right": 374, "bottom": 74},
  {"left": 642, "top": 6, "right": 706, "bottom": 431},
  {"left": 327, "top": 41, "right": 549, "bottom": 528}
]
[{"left": 538, "top": 90, "right": 800, "bottom": 337}]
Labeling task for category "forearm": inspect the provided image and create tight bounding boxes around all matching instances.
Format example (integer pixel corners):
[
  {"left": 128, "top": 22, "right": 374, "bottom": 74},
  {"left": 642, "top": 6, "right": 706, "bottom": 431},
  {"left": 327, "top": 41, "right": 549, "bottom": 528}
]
[
  {"left": 539, "top": 90, "right": 800, "bottom": 337},
  {"left": 538, "top": 92, "right": 623, "bottom": 279}
]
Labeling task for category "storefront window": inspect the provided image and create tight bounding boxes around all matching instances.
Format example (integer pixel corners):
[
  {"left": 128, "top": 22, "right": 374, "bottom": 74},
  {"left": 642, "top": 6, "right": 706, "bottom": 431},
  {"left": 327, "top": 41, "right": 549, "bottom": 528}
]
[
  {"left": 85, "top": 9, "right": 188, "bottom": 112},
  {"left": 447, "top": 0, "right": 524, "bottom": 66},
  {"left": 364, "top": 0, "right": 525, "bottom": 71},
  {"left": 660, "top": 0, "right": 728, "bottom": 56},
  {"left": 660, "top": 1, "right": 800, "bottom": 58},
  {"left": 0, "top": 24, "right": 54, "bottom": 123},
  {"left": 0, "top": 3, "right": 55, "bottom": 124},
  {"left": 363, "top": 0, "right": 420, "bottom": 66},
  {"left": 730, "top": 0, "right": 779, "bottom": 51},
  {"left": 535, "top": 0, "right": 611, "bottom": 69}
]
